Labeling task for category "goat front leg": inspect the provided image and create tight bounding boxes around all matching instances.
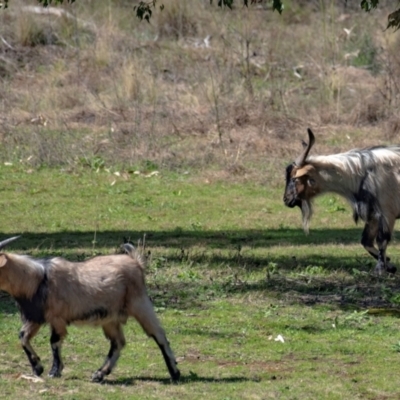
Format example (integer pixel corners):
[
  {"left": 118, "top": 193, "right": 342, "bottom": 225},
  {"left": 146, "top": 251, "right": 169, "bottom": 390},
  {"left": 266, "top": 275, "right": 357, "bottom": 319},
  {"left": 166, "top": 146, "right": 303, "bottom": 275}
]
[
  {"left": 48, "top": 324, "right": 67, "bottom": 378},
  {"left": 91, "top": 322, "right": 126, "bottom": 383},
  {"left": 19, "top": 322, "right": 44, "bottom": 376}
]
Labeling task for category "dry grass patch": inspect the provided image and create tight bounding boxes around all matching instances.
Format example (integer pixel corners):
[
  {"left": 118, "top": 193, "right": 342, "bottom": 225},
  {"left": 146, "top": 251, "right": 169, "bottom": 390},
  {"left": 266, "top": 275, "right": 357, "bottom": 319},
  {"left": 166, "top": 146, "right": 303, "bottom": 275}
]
[{"left": 0, "top": 1, "right": 400, "bottom": 177}]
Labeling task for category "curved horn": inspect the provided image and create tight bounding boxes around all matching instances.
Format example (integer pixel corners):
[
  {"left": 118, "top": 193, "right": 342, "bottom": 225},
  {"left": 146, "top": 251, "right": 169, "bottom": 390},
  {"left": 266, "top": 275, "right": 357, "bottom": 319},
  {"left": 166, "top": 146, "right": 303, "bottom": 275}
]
[
  {"left": 0, "top": 236, "right": 21, "bottom": 250},
  {"left": 295, "top": 128, "right": 315, "bottom": 166}
]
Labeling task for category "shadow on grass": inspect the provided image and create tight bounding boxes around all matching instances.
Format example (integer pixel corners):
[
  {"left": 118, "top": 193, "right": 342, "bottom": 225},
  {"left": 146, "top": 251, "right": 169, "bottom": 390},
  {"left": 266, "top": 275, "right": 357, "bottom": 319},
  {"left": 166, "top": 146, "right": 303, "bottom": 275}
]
[
  {"left": 102, "top": 374, "right": 253, "bottom": 386},
  {"left": 145, "top": 273, "right": 400, "bottom": 311},
  {"left": 1, "top": 267, "right": 399, "bottom": 315},
  {"left": 0, "top": 227, "right": 362, "bottom": 251},
  {"left": 1, "top": 228, "right": 399, "bottom": 314},
  {"left": 0, "top": 228, "right": 370, "bottom": 274}
]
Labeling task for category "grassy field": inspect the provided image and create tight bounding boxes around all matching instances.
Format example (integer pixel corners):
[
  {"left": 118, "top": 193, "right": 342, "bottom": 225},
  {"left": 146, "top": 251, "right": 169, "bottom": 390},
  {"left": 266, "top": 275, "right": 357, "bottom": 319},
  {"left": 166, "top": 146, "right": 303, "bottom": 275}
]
[
  {"left": 1, "top": 164, "right": 400, "bottom": 399},
  {"left": 1, "top": 0, "right": 400, "bottom": 398}
]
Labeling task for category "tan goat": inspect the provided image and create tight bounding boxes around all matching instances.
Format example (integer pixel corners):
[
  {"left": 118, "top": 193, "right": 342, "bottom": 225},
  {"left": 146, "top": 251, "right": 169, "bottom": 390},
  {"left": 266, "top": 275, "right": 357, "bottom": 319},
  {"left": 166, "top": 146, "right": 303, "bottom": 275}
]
[{"left": 0, "top": 236, "right": 180, "bottom": 382}]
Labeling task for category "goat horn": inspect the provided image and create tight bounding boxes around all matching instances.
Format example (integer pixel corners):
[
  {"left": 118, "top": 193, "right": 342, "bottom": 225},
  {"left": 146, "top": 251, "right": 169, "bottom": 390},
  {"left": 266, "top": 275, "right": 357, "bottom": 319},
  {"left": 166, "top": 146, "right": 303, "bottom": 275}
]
[
  {"left": 0, "top": 236, "right": 21, "bottom": 250},
  {"left": 295, "top": 128, "right": 315, "bottom": 166}
]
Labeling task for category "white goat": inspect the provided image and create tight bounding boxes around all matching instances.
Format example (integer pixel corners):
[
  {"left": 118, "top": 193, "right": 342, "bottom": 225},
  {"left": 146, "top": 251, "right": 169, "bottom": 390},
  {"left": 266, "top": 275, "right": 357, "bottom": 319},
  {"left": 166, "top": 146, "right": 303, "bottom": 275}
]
[{"left": 283, "top": 128, "right": 400, "bottom": 274}]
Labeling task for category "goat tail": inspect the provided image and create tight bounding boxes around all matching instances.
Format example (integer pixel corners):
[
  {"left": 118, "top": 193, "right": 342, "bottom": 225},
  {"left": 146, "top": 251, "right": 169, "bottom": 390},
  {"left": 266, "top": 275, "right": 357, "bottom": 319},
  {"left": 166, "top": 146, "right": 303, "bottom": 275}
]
[{"left": 123, "top": 243, "right": 146, "bottom": 269}]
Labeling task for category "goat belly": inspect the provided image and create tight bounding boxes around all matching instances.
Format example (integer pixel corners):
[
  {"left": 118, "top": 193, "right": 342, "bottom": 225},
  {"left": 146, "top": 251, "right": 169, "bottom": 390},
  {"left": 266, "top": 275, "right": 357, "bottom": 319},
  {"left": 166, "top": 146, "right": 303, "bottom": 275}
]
[{"left": 68, "top": 308, "right": 128, "bottom": 326}]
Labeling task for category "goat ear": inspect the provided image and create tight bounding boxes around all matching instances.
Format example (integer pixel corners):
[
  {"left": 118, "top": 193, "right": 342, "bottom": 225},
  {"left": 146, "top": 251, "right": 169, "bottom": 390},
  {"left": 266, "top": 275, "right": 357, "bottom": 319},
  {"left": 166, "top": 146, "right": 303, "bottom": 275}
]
[
  {"left": 0, "top": 254, "right": 7, "bottom": 268},
  {"left": 294, "top": 164, "right": 314, "bottom": 178}
]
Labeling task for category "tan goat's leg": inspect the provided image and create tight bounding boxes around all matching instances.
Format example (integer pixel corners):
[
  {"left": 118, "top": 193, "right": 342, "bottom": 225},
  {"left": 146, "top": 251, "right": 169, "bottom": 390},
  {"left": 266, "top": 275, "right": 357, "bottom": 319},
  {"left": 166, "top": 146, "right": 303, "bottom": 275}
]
[
  {"left": 91, "top": 322, "right": 126, "bottom": 382},
  {"left": 19, "top": 322, "right": 43, "bottom": 376},
  {"left": 129, "top": 296, "right": 180, "bottom": 382}
]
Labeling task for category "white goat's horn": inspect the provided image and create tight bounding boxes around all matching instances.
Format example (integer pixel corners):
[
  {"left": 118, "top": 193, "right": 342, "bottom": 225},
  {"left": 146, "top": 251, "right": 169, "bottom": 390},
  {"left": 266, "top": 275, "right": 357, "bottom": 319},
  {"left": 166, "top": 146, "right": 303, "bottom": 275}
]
[{"left": 295, "top": 128, "right": 315, "bottom": 166}]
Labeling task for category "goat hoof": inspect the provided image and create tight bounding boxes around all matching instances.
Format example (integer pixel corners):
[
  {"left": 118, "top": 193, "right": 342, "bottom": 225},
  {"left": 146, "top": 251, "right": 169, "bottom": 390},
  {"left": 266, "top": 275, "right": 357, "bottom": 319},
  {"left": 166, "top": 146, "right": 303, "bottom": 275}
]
[
  {"left": 374, "top": 261, "right": 396, "bottom": 275},
  {"left": 91, "top": 371, "right": 104, "bottom": 383},
  {"left": 33, "top": 364, "right": 44, "bottom": 377},
  {"left": 386, "top": 263, "right": 397, "bottom": 274},
  {"left": 171, "top": 369, "right": 181, "bottom": 383},
  {"left": 374, "top": 261, "right": 386, "bottom": 276},
  {"left": 48, "top": 370, "right": 62, "bottom": 378}
]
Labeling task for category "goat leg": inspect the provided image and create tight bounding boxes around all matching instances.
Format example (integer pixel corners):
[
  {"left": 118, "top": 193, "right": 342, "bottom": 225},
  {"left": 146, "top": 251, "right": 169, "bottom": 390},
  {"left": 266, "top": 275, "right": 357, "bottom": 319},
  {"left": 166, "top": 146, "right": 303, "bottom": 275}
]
[
  {"left": 19, "top": 322, "right": 44, "bottom": 376},
  {"left": 152, "top": 336, "right": 181, "bottom": 382},
  {"left": 92, "top": 323, "right": 125, "bottom": 382},
  {"left": 375, "top": 218, "right": 396, "bottom": 274},
  {"left": 361, "top": 221, "right": 396, "bottom": 274},
  {"left": 48, "top": 326, "right": 64, "bottom": 377},
  {"left": 129, "top": 297, "right": 180, "bottom": 382}
]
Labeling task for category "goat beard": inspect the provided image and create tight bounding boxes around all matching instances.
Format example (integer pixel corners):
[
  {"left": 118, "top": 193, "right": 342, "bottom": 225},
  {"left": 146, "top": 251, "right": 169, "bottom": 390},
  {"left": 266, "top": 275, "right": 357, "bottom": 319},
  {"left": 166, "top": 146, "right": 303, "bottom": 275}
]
[{"left": 300, "top": 199, "right": 313, "bottom": 234}]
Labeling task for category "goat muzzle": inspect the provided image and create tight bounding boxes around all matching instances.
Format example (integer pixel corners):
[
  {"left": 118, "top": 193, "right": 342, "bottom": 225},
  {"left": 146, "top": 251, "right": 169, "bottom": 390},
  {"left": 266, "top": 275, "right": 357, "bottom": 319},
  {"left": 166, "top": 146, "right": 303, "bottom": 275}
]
[{"left": 283, "top": 195, "right": 302, "bottom": 209}]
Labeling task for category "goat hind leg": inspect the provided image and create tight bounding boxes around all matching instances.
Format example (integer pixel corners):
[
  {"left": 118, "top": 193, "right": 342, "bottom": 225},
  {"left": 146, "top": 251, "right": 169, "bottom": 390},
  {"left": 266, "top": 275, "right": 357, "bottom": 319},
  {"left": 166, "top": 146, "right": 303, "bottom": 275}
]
[
  {"left": 361, "top": 221, "right": 388, "bottom": 274},
  {"left": 19, "top": 322, "right": 43, "bottom": 376},
  {"left": 91, "top": 322, "right": 126, "bottom": 383},
  {"left": 376, "top": 217, "right": 396, "bottom": 274},
  {"left": 361, "top": 221, "right": 380, "bottom": 260},
  {"left": 130, "top": 297, "right": 180, "bottom": 382}
]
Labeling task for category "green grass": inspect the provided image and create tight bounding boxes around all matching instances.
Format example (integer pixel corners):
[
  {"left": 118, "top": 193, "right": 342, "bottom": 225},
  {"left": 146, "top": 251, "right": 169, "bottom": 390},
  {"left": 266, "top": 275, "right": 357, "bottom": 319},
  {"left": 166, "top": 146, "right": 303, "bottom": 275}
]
[{"left": 1, "top": 164, "right": 400, "bottom": 399}]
